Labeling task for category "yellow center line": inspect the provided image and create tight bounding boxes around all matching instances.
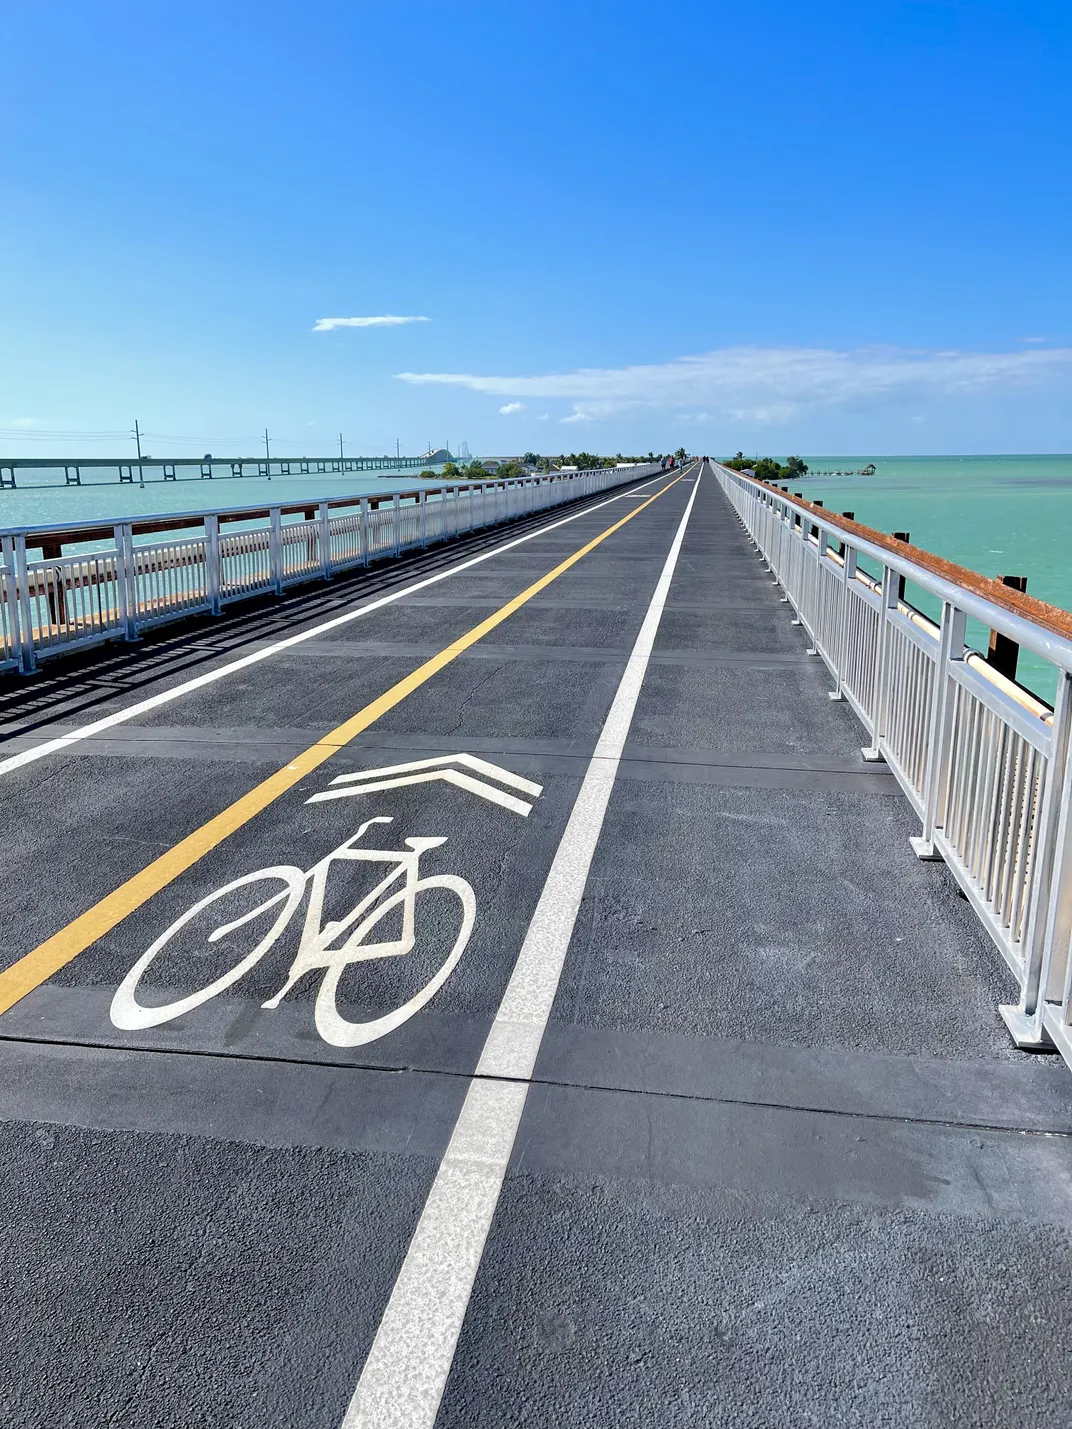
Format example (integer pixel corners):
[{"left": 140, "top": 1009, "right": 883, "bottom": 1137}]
[{"left": 0, "top": 473, "right": 685, "bottom": 1015}]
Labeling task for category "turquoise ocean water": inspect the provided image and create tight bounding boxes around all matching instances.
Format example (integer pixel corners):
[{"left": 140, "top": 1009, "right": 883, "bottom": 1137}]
[{"left": 794, "top": 455, "right": 1072, "bottom": 703}]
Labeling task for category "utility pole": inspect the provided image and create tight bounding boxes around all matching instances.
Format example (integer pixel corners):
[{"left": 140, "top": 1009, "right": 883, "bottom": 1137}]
[
  {"left": 339, "top": 432, "right": 344, "bottom": 463},
  {"left": 396, "top": 437, "right": 400, "bottom": 464},
  {"left": 265, "top": 427, "right": 271, "bottom": 479},
  {"left": 134, "top": 419, "right": 145, "bottom": 487}
]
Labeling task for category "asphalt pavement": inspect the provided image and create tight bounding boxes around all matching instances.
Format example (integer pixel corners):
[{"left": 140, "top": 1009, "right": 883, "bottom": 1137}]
[{"left": 1, "top": 463, "right": 1070, "bottom": 1428}]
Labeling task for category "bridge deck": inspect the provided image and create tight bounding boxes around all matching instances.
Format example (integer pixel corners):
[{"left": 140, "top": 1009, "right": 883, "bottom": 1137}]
[{"left": 1, "top": 464, "right": 1070, "bottom": 1427}]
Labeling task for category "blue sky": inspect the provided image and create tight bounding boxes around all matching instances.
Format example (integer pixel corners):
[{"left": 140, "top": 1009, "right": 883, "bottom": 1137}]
[{"left": 2, "top": 0, "right": 1070, "bottom": 458}]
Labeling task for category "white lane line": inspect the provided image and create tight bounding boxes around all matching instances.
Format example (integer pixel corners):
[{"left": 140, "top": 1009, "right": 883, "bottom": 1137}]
[
  {"left": 0, "top": 473, "right": 673, "bottom": 780},
  {"left": 341, "top": 468, "right": 702, "bottom": 1429}
]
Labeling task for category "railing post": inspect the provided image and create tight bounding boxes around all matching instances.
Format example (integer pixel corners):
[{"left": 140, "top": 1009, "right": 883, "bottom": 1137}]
[
  {"left": 909, "top": 599, "right": 966, "bottom": 858},
  {"left": 360, "top": 498, "right": 371, "bottom": 566},
  {"left": 419, "top": 490, "right": 428, "bottom": 548},
  {"left": 804, "top": 528, "right": 829, "bottom": 657},
  {"left": 318, "top": 502, "right": 331, "bottom": 579},
  {"left": 861, "top": 563, "right": 899, "bottom": 762},
  {"left": 269, "top": 507, "right": 283, "bottom": 595},
  {"left": 1, "top": 534, "right": 24, "bottom": 671},
  {"left": 114, "top": 523, "right": 138, "bottom": 641},
  {"left": 828, "top": 542, "right": 856, "bottom": 700},
  {"left": 205, "top": 514, "right": 222, "bottom": 615},
  {"left": 392, "top": 494, "right": 402, "bottom": 556},
  {"left": 783, "top": 503, "right": 800, "bottom": 597},
  {"left": 13, "top": 535, "right": 36, "bottom": 674},
  {"left": 1001, "top": 672, "right": 1072, "bottom": 1046},
  {"left": 760, "top": 493, "right": 774, "bottom": 570}
]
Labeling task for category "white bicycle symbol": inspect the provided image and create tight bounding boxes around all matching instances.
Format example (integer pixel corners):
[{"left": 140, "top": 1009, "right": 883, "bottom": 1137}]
[{"left": 109, "top": 816, "right": 476, "bottom": 1047}]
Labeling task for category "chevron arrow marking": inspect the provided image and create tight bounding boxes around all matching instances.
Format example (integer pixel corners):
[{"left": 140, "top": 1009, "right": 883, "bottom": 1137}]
[{"left": 305, "top": 753, "right": 544, "bottom": 818}]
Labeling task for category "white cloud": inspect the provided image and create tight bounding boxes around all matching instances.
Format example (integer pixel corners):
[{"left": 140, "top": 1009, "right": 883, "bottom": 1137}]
[
  {"left": 1017, "top": 336, "right": 1050, "bottom": 344},
  {"left": 314, "top": 315, "right": 430, "bottom": 331},
  {"left": 396, "top": 344, "right": 1072, "bottom": 424},
  {"left": 499, "top": 401, "right": 526, "bottom": 414}
]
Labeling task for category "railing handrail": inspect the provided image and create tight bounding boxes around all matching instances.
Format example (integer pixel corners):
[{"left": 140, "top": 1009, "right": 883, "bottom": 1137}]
[
  {"left": 715, "top": 464, "right": 1072, "bottom": 670},
  {"left": 0, "top": 468, "right": 613, "bottom": 546}
]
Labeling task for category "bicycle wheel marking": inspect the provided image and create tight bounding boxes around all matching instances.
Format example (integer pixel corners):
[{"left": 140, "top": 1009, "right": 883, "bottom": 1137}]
[{"left": 108, "top": 757, "right": 541, "bottom": 1048}]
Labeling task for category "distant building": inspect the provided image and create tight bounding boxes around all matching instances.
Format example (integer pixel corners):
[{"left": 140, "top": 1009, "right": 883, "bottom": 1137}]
[{"left": 860, "top": 463, "right": 877, "bottom": 476}]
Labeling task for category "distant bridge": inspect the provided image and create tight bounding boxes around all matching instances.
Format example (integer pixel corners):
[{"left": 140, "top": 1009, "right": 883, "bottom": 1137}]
[{"left": 0, "top": 451, "right": 454, "bottom": 490}]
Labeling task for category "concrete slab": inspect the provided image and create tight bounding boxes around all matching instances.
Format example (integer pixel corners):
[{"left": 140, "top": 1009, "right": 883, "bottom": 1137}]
[
  {"left": 655, "top": 605, "right": 810, "bottom": 654},
  {"left": 546, "top": 776, "right": 1018, "bottom": 1060},
  {"left": 1, "top": 1112, "right": 441, "bottom": 1429},
  {"left": 630, "top": 661, "right": 867, "bottom": 755},
  {"left": 440, "top": 1101, "right": 1072, "bottom": 1429}
]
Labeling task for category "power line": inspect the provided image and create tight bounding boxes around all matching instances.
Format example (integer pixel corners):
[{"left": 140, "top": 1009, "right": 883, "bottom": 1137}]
[{"left": 0, "top": 429, "right": 134, "bottom": 440}]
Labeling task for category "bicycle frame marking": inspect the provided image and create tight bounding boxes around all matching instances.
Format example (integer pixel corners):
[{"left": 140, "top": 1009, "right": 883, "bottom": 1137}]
[{"left": 263, "top": 818, "right": 449, "bottom": 1004}]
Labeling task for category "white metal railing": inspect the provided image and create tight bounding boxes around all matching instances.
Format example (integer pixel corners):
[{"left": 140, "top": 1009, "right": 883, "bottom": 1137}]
[
  {"left": 0, "top": 466, "right": 660, "bottom": 677},
  {"left": 713, "top": 461, "right": 1072, "bottom": 1075}
]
